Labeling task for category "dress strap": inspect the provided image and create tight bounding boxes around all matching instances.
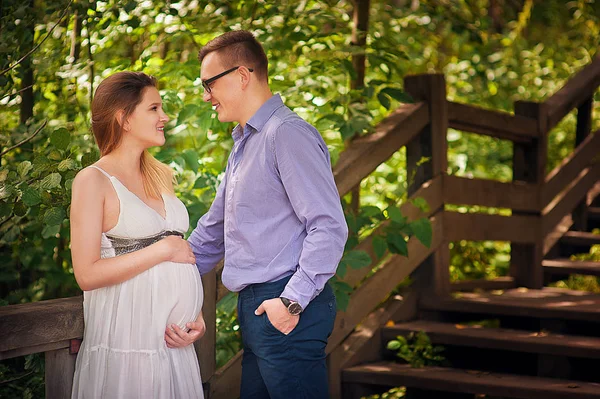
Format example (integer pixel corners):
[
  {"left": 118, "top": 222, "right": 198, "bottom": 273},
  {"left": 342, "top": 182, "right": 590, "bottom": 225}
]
[{"left": 88, "top": 165, "right": 113, "bottom": 179}]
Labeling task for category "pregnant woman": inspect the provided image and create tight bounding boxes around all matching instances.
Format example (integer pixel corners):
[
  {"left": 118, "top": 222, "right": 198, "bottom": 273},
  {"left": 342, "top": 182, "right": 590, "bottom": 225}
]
[{"left": 70, "top": 71, "right": 205, "bottom": 398}]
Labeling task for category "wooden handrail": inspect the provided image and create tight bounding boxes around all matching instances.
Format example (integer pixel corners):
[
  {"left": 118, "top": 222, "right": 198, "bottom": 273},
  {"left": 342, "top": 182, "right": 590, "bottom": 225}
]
[
  {"left": 0, "top": 296, "right": 83, "bottom": 360},
  {"left": 448, "top": 101, "right": 539, "bottom": 142},
  {"left": 545, "top": 54, "right": 600, "bottom": 131},
  {"left": 443, "top": 175, "right": 539, "bottom": 212},
  {"left": 543, "top": 129, "right": 600, "bottom": 207},
  {"left": 334, "top": 102, "right": 429, "bottom": 196},
  {"left": 542, "top": 164, "right": 600, "bottom": 236},
  {"left": 443, "top": 211, "right": 539, "bottom": 243}
]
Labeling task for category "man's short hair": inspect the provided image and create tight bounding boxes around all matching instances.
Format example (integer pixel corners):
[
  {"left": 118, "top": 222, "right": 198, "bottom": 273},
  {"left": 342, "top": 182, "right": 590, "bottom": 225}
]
[{"left": 198, "top": 30, "right": 268, "bottom": 82}]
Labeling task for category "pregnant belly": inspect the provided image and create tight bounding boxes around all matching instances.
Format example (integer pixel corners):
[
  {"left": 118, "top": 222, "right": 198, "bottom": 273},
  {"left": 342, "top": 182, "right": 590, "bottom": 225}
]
[{"left": 154, "top": 262, "right": 204, "bottom": 330}]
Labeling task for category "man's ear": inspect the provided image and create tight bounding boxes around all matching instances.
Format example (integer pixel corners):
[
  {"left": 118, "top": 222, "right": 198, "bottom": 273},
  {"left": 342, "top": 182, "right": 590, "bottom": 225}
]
[
  {"left": 239, "top": 66, "right": 252, "bottom": 89},
  {"left": 116, "top": 110, "right": 129, "bottom": 131}
]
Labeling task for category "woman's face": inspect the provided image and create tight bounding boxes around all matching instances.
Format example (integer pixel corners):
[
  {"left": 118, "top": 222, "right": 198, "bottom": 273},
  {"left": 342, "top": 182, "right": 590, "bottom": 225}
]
[{"left": 125, "top": 86, "right": 169, "bottom": 148}]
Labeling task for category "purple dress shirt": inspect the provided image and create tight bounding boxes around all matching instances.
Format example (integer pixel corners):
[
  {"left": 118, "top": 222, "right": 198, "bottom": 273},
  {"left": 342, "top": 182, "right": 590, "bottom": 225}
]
[{"left": 188, "top": 94, "right": 348, "bottom": 309}]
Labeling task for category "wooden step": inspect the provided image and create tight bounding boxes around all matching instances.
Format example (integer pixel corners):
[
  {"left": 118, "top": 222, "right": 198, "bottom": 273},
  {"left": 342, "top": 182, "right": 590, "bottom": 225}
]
[
  {"left": 561, "top": 231, "right": 600, "bottom": 247},
  {"left": 383, "top": 320, "right": 600, "bottom": 359},
  {"left": 342, "top": 362, "right": 600, "bottom": 398},
  {"left": 421, "top": 288, "right": 600, "bottom": 323},
  {"left": 588, "top": 207, "right": 600, "bottom": 222},
  {"left": 543, "top": 259, "right": 600, "bottom": 276}
]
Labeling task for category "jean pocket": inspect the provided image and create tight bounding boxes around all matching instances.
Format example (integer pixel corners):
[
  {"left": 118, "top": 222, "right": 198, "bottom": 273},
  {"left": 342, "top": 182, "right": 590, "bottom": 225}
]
[{"left": 263, "top": 313, "right": 286, "bottom": 336}]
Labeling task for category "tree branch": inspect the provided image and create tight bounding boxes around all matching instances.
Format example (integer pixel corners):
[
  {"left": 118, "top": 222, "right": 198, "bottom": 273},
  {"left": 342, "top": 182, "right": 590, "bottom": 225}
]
[
  {"left": 0, "top": 0, "right": 74, "bottom": 76},
  {"left": 0, "top": 119, "right": 47, "bottom": 157},
  {"left": 0, "top": 85, "right": 33, "bottom": 101}
]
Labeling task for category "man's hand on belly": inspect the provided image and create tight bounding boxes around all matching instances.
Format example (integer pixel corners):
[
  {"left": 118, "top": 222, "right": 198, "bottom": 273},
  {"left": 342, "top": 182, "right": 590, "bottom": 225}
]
[
  {"left": 164, "top": 316, "right": 206, "bottom": 348},
  {"left": 255, "top": 298, "right": 299, "bottom": 335}
]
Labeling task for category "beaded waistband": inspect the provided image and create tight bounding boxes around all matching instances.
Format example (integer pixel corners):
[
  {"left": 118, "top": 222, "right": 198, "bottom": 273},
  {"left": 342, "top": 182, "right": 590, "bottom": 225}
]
[{"left": 105, "top": 230, "right": 184, "bottom": 256}]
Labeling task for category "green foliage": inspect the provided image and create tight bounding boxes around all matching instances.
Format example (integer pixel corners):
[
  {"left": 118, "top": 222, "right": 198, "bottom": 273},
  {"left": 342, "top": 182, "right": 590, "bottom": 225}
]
[
  {"left": 363, "top": 387, "right": 406, "bottom": 399},
  {"left": 332, "top": 203, "right": 433, "bottom": 311},
  {"left": 0, "top": 354, "right": 44, "bottom": 398},
  {"left": 214, "top": 293, "right": 242, "bottom": 369},
  {"left": 386, "top": 331, "right": 447, "bottom": 368}
]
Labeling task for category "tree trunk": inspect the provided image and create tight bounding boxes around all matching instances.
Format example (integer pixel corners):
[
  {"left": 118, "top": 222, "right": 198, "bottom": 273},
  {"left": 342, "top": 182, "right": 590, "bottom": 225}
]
[
  {"left": 489, "top": 0, "right": 504, "bottom": 33},
  {"left": 70, "top": 9, "right": 82, "bottom": 63},
  {"left": 19, "top": 0, "right": 35, "bottom": 125},
  {"left": 348, "top": 0, "right": 371, "bottom": 214}
]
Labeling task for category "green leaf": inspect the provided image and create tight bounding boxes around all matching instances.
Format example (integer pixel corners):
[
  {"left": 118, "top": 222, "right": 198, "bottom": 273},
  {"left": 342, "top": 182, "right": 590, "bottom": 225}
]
[
  {"left": 336, "top": 261, "right": 347, "bottom": 278},
  {"left": 386, "top": 206, "right": 406, "bottom": 225},
  {"left": 372, "top": 235, "right": 388, "bottom": 259},
  {"left": 387, "top": 232, "right": 408, "bottom": 256},
  {"left": 339, "top": 121, "right": 356, "bottom": 141},
  {"left": 17, "top": 161, "right": 33, "bottom": 178},
  {"left": 40, "top": 173, "right": 62, "bottom": 190},
  {"left": 2, "top": 225, "right": 20, "bottom": 242},
  {"left": 58, "top": 158, "right": 78, "bottom": 172},
  {"left": 81, "top": 151, "right": 99, "bottom": 168},
  {"left": 44, "top": 207, "right": 66, "bottom": 226},
  {"left": 13, "top": 202, "right": 27, "bottom": 217},
  {"left": 177, "top": 104, "right": 201, "bottom": 125},
  {"left": 0, "top": 202, "right": 12, "bottom": 218},
  {"left": 377, "top": 91, "right": 391, "bottom": 110},
  {"left": 380, "top": 87, "right": 414, "bottom": 103},
  {"left": 50, "top": 128, "right": 70, "bottom": 150},
  {"left": 411, "top": 197, "right": 430, "bottom": 213},
  {"left": 42, "top": 224, "right": 61, "bottom": 239},
  {"left": 410, "top": 218, "right": 432, "bottom": 248},
  {"left": 341, "top": 250, "right": 372, "bottom": 269},
  {"left": 181, "top": 149, "right": 199, "bottom": 173},
  {"left": 360, "top": 205, "right": 383, "bottom": 219},
  {"left": 387, "top": 340, "right": 402, "bottom": 350},
  {"left": 48, "top": 149, "right": 63, "bottom": 161},
  {"left": 21, "top": 187, "right": 41, "bottom": 206}
]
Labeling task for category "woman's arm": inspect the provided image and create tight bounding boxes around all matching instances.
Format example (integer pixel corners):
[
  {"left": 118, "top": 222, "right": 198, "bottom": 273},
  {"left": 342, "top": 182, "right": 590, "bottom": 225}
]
[{"left": 70, "top": 168, "right": 195, "bottom": 291}]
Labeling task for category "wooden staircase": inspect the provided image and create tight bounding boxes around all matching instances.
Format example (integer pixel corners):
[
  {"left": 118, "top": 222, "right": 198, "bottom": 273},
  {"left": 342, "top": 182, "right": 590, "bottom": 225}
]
[
  {"left": 341, "top": 205, "right": 600, "bottom": 398},
  {"left": 334, "top": 54, "right": 600, "bottom": 399}
]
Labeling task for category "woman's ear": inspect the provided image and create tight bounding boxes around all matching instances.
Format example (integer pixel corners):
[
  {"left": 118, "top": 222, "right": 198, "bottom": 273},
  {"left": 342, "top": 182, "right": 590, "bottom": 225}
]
[{"left": 116, "top": 110, "right": 129, "bottom": 131}]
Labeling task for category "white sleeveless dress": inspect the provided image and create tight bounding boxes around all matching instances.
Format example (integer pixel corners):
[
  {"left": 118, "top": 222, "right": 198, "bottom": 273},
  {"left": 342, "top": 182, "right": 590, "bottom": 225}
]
[{"left": 72, "top": 166, "right": 204, "bottom": 399}]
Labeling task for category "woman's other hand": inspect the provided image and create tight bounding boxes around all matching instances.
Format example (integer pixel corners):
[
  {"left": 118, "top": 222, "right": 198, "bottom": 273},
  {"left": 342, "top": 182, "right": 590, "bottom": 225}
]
[{"left": 165, "top": 316, "right": 206, "bottom": 348}]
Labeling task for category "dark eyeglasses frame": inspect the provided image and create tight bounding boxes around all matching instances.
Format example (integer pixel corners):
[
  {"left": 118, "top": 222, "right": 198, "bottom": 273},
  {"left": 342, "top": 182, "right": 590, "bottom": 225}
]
[{"left": 201, "top": 66, "right": 254, "bottom": 93}]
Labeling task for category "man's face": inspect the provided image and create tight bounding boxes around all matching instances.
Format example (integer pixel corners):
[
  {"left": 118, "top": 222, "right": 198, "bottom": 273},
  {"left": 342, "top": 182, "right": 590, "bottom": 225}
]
[{"left": 200, "top": 52, "right": 241, "bottom": 124}]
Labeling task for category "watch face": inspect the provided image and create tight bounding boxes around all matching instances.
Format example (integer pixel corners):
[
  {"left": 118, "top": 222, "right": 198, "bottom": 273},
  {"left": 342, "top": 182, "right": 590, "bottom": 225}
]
[{"left": 288, "top": 302, "right": 302, "bottom": 315}]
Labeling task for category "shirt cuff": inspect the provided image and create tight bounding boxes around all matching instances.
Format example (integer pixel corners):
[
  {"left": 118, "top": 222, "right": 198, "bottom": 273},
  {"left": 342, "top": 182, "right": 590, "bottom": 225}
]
[{"left": 280, "top": 272, "right": 317, "bottom": 311}]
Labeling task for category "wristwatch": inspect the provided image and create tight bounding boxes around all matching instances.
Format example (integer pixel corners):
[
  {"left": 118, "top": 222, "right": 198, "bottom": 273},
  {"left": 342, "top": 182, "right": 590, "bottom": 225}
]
[{"left": 280, "top": 297, "right": 303, "bottom": 315}]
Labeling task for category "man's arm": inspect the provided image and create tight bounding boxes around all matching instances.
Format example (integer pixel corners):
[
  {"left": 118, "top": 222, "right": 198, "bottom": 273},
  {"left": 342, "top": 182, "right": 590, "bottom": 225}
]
[
  {"left": 273, "top": 121, "right": 348, "bottom": 310},
  {"left": 188, "top": 172, "right": 228, "bottom": 275}
]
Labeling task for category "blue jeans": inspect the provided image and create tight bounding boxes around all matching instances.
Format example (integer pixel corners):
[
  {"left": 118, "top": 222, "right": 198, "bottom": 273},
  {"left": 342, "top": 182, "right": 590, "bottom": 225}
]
[{"left": 237, "top": 275, "right": 336, "bottom": 399}]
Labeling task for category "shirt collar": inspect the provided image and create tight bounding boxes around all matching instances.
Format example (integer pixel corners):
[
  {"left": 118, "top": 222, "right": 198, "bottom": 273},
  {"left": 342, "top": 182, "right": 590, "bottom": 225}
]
[
  {"left": 232, "top": 94, "right": 284, "bottom": 142},
  {"left": 246, "top": 94, "right": 284, "bottom": 133}
]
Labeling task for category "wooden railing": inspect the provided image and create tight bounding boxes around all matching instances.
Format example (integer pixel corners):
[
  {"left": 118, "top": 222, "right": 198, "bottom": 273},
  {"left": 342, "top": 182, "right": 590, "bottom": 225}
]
[{"left": 1, "top": 54, "right": 599, "bottom": 399}]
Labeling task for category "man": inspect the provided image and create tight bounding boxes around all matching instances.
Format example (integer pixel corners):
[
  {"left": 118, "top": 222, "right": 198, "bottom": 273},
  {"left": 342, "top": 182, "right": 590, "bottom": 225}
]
[{"left": 187, "top": 30, "right": 348, "bottom": 399}]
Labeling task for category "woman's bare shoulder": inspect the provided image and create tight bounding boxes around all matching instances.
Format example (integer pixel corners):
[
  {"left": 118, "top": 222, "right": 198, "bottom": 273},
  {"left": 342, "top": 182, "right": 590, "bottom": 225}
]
[{"left": 72, "top": 166, "right": 111, "bottom": 194}]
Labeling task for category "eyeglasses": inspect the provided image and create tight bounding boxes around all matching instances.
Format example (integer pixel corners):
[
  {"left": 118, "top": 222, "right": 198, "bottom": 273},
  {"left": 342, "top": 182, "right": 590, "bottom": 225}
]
[{"left": 201, "top": 66, "right": 254, "bottom": 93}]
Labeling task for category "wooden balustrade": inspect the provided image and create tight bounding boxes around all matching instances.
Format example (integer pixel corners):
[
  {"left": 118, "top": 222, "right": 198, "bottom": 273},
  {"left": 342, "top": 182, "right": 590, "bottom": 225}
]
[{"left": 2, "top": 55, "right": 600, "bottom": 398}]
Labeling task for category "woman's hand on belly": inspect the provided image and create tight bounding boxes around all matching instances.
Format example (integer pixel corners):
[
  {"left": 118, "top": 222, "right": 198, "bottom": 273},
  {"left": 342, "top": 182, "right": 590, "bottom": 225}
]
[{"left": 165, "top": 312, "right": 206, "bottom": 348}]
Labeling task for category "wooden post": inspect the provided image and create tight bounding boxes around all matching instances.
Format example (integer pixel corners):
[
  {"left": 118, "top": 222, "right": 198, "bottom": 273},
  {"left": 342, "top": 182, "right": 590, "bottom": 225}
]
[
  {"left": 198, "top": 269, "right": 217, "bottom": 393},
  {"left": 404, "top": 74, "right": 449, "bottom": 298},
  {"left": 511, "top": 101, "right": 547, "bottom": 288},
  {"left": 45, "top": 347, "right": 77, "bottom": 399},
  {"left": 571, "top": 97, "right": 593, "bottom": 231}
]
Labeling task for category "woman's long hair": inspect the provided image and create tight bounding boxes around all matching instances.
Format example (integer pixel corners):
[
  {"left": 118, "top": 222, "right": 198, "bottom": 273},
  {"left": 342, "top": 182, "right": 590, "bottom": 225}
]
[{"left": 91, "top": 71, "right": 174, "bottom": 198}]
